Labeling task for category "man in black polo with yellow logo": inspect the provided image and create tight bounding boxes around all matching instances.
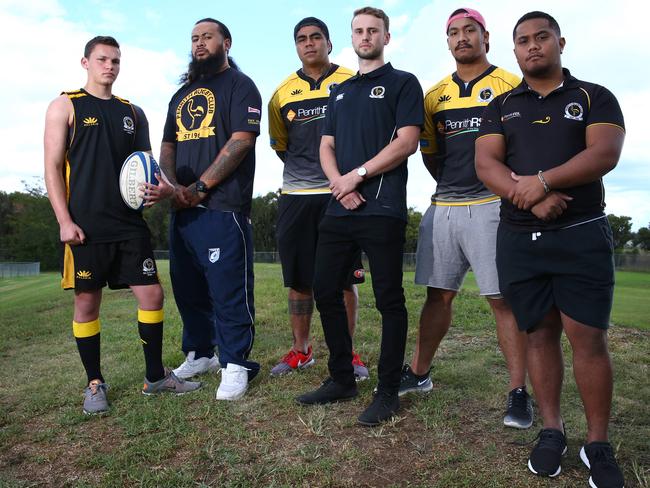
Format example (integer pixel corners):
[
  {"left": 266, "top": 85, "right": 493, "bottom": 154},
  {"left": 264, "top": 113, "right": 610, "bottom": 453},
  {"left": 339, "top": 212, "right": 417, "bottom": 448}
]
[
  {"left": 476, "top": 11, "right": 625, "bottom": 488},
  {"left": 296, "top": 6, "right": 423, "bottom": 427}
]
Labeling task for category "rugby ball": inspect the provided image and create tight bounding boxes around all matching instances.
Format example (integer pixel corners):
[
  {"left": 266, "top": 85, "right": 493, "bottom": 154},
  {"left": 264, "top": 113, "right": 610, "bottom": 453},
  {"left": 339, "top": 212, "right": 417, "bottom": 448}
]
[{"left": 119, "top": 151, "right": 159, "bottom": 210}]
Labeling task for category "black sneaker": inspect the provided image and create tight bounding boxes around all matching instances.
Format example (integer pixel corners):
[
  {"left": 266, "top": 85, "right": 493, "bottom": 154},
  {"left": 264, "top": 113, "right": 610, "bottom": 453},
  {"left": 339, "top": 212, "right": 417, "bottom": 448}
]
[
  {"left": 528, "top": 428, "right": 568, "bottom": 477},
  {"left": 358, "top": 391, "right": 399, "bottom": 426},
  {"left": 398, "top": 364, "right": 433, "bottom": 397},
  {"left": 295, "top": 377, "right": 358, "bottom": 405},
  {"left": 504, "top": 386, "right": 534, "bottom": 429},
  {"left": 580, "top": 442, "right": 625, "bottom": 488}
]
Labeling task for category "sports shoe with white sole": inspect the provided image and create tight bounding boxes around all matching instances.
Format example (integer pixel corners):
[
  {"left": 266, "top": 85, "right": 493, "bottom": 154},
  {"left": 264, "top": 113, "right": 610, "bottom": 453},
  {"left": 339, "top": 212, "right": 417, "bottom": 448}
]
[
  {"left": 504, "top": 386, "right": 534, "bottom": 429},
  {"left": 216, "top": 363, "right": 249, "bottom": 401},
  {"left": 83, "top": 379, "right": 109, "bottom": 415},
  {"left": 580, "top": 442, "right": 625, "bottom": 488},
  {"left": 352, "top": 351, "right": 369, "bottom": 382},
  {"left": 172, "top": 351, "right": 220, "bottom": 379},
  {"left": 398, "top": 364, "right": 433, "bottom": 396},
  {"left": 142, "top": 369, "right": 202, "bottom": 395},
  {"left": 270, "top": 346, "right": 314, "bottom": 376},
  {"left": 528, "top": 427, "right": 568, "bottom": 477}
]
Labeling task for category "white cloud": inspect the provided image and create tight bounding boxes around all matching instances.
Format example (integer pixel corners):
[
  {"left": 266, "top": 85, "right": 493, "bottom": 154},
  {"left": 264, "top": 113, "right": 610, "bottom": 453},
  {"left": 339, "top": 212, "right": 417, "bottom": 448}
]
[{"left": 0, "top": 0, "right": 184, "bottom": 190}]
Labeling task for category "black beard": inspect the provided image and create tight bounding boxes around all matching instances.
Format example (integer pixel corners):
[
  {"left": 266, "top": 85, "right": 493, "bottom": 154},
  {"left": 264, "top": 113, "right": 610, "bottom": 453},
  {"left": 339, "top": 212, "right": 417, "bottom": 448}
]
[{"left": 180, "top": 50, "right": 227, "bottom": 85}]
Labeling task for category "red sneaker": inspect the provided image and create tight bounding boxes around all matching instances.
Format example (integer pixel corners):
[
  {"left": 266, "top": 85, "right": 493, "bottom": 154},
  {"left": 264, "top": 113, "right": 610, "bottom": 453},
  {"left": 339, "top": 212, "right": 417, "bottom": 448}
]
[
  {"left": 352, "top": 351, "right": 369, "bottom": 381},
  {"left": 270, "top": 346, "right": 315, "bottom": 376}
]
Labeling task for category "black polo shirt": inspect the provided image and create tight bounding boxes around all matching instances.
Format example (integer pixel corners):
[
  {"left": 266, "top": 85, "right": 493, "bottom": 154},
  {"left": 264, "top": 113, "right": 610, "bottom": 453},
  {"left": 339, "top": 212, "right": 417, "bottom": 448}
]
[
  {"left": 322, "top": 62, "right": 424, "bottom": 221},
  {"left": 478, "top": 68, "right": 625, "bottom": 231}
]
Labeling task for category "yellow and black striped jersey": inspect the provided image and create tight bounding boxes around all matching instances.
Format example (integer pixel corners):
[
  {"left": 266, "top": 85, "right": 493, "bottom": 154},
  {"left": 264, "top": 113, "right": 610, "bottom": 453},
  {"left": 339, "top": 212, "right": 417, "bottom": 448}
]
[
  {"left": 268, "top": 64, "right": 354, "bottom": 194},
  {"left": 420, "top": 66, "right": 519, "bottom": 202}
]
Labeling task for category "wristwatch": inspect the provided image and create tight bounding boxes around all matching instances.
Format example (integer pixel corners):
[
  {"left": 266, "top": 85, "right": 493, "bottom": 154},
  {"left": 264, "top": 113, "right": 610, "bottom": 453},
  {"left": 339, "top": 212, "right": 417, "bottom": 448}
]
[
  {"left": 356, "top": 166, "right": 368, "bottom": 179},
  {"left": 195, "top": 180, "right": 209, "bottom": 194}
]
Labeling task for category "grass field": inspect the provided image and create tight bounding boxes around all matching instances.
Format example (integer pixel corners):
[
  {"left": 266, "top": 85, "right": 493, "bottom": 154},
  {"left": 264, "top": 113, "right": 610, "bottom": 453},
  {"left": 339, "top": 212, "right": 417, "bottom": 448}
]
[{"left": 0, "top": 263, "right": 648, "bottom": 487}]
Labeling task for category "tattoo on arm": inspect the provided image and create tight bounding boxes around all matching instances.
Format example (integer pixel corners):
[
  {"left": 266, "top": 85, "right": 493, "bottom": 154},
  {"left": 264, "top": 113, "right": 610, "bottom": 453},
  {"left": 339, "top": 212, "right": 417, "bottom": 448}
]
[
  {"left": 159, "top": 143, "right": 178, "bottom": 185},
  {"left": 288, "top": 298, "right": 314, "bottom": 316},
  {"left": 202, "top": 137, "right": 254, "bottom": 186}
]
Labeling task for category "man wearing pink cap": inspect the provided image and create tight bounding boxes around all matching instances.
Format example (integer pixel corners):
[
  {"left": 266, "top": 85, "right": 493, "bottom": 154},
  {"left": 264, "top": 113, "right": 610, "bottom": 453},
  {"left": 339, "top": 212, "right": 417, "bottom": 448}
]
[{"left": 402, "top": 7, "right": 532, "bottom": 429}]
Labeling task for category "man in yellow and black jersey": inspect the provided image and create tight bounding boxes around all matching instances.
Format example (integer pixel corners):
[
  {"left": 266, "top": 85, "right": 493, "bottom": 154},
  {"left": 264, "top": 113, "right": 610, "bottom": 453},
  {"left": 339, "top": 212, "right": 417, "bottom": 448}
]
[
  {"left": 44, "top": 36, "right": 200, "bottom": 415},
  {"left": 403, "top": 8, "right": 532, "bottom": 429},
  {"left": 267, "top": 17, "right": 367, "bottom": 380}
]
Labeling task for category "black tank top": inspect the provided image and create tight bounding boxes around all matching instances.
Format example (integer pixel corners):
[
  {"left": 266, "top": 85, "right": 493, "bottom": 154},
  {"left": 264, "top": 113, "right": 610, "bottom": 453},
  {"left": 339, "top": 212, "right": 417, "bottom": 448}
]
[{"left": 64, "top": 89, "right": 151, "bottom": 242}]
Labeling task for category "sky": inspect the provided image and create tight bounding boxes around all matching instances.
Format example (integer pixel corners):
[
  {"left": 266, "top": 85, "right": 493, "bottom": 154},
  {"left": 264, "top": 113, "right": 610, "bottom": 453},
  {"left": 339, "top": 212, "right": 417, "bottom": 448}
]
[{"left": 1, "top": 0, "right": 647, "bottom": 230}]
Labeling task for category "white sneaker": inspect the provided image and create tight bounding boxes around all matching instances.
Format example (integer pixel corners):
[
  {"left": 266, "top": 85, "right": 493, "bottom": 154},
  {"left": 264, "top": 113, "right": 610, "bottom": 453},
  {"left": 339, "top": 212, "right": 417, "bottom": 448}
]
[
  {"left": 172, "top": 351, "right": 220, "bottom": 379},
  {"left": 216, "top": 363, "right": 249, "bottom": 401}
]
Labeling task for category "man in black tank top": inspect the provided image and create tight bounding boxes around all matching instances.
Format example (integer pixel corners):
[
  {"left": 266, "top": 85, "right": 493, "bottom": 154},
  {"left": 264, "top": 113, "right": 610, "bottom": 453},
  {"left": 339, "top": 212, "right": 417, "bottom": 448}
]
[{"left": 44, "top": 36, "right": 200, "bottom": 416}]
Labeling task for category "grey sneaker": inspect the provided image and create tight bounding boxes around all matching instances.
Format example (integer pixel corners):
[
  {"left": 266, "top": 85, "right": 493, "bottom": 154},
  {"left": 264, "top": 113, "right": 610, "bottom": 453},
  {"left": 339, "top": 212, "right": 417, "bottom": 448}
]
[
  {"left": 398, "top": 364, "right": 433, "bottom": 396},
  {"left": 142, "top": 369, "right": 202, "bottom": 395},
  {"left": 504, "top": 386, "right": 534, "bottom": 429},
  {"left": 83, "top": 380, "right": 109, "bottom": 415}
]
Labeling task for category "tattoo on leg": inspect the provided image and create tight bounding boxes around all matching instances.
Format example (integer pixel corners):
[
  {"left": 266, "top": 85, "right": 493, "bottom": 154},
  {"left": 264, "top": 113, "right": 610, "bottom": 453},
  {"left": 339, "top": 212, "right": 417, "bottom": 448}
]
[{"left": 289, "top": 298, "right": 314, "bottom": 315}]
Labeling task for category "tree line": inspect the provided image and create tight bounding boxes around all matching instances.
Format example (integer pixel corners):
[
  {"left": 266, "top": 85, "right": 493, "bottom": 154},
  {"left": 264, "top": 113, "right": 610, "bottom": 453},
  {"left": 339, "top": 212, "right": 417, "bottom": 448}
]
[{"left": 1, "top": 184, "right": 648, "bottom": 270}]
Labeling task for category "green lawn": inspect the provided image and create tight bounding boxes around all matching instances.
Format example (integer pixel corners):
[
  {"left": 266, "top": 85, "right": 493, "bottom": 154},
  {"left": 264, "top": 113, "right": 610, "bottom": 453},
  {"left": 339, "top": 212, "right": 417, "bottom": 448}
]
[{"left": 0, "top": 264, "right": 648, "bottom": 487}]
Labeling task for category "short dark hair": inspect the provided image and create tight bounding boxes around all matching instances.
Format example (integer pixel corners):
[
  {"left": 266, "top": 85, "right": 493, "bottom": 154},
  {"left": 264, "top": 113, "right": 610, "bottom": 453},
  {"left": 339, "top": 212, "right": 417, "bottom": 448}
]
[
  {"left": 513, "top": 11, "right": 561, "bottom": 39},
  {"left": 294, "top": 17, "right": 330, "bottom": 41},
  {"left": 84, "top": 36, "right": 119, "bottom": 58},
  {"left": 353, "top": 6, "right": 389, "bottom": 32},
  {"left": 195, "top": 18, "right": 233, "bottom": 42}
]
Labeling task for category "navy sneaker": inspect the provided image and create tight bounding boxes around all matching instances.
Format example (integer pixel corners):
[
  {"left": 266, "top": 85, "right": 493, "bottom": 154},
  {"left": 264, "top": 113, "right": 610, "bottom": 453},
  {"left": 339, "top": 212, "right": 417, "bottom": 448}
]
[
  {"left": 397, "top": 364, "right": 433, "bottom": 396},
  {"left": 504, "top": 386, "right": 534, "bottom": 429},
  {"left": 528, "top": 427, "right": 568, "bottom": 477},
  {"left": 580, "top": 442, "right": 625, "bottom": 488}
]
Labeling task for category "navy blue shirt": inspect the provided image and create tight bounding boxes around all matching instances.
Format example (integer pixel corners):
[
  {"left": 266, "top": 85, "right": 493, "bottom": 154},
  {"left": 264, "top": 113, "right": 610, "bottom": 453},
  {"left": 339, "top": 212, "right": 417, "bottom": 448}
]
[
  {"left": 163, "top": 68, "right": 262, "bottom": 215},
  {"left": 478, "top": 69, "right": 625, "bottom": 231},
  {"left": 322, "top": 63, "right": 424, "bottom": 221}
]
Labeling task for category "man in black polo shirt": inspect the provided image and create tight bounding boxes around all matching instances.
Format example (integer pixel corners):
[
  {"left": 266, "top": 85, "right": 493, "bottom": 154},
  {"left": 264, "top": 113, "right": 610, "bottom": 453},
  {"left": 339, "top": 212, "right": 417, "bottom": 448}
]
[
  {"left": 296, "top": 6, "right": 423, "bottom": 427},
  {"left": 476, "top": 11, "right": 625, "bottom": 488}
]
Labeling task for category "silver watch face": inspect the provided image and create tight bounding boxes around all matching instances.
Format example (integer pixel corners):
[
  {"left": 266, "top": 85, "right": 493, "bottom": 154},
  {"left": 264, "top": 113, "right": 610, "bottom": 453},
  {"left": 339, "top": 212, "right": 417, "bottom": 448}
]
[{"left": 357, "top": 167, "right": 367, "bottom": 177}]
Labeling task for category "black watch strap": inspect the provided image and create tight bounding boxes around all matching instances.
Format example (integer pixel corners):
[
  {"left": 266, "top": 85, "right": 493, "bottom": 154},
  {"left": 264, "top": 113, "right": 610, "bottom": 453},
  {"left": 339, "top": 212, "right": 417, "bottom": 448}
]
[{"left": 195, "top": 180, "right": 209, "bottom": 193}]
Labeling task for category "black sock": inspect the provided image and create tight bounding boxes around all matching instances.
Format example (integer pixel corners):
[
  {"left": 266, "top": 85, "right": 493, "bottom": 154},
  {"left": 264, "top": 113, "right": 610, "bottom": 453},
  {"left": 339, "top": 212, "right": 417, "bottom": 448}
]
[
  {"left": 195, "top": 348, "right": 215, "bottom": 360},
  {"left": 138, "top": 309, "right": 165, "bottom": 382},
  {"left": 73, "top": 320, "right": 103, "bottom": 384}
]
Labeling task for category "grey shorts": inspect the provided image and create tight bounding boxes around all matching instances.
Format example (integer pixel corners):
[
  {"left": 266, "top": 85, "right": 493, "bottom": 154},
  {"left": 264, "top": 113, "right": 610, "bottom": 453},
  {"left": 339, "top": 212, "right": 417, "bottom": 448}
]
[{"left": 414, "top": 200, "right": 500, "bottom": 295}]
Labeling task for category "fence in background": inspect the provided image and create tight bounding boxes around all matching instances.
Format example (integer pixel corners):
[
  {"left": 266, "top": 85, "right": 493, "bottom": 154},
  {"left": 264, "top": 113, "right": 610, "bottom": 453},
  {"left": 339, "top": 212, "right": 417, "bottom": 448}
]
[
  {"left": 0, "top": 262, "right": 40, "bottom": 278},
  {"left": 154, "top": 251, "right": 650, "bottom": 272}
]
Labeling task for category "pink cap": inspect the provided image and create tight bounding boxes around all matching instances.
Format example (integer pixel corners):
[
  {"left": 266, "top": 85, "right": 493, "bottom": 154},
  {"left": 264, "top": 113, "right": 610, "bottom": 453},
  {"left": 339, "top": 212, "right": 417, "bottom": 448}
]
[{"left": 446, "top": 8, "right": 486, "bottom": 32}]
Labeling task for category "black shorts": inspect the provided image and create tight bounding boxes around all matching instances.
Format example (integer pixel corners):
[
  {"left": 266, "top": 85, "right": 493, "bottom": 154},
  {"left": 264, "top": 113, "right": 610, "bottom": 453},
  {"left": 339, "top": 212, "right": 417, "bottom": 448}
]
[
  {"left": 61, "top": 237, "right": 160, "bottom": 291},
  {"left": 496, "top": 218, "right": 614, "bottom": 331},
  {"left": 277, "top": 193, "right": 364, "bottom": 289}
]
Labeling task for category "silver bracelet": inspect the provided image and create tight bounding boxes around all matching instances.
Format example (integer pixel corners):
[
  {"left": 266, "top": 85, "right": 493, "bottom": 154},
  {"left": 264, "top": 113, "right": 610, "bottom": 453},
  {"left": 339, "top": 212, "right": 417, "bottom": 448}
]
[{"left": 537, "top": 170, "right": 550, "bottom": 194}]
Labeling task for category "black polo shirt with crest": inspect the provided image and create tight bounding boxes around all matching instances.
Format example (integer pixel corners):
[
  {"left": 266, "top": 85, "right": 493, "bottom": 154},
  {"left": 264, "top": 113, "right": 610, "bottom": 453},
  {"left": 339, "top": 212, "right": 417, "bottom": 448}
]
[
  {"left": 478, "top": 68, "right": 625, "bottom": 231},
  {"left": 322, "top": 62, "right": 423, "bottom": 221}
]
